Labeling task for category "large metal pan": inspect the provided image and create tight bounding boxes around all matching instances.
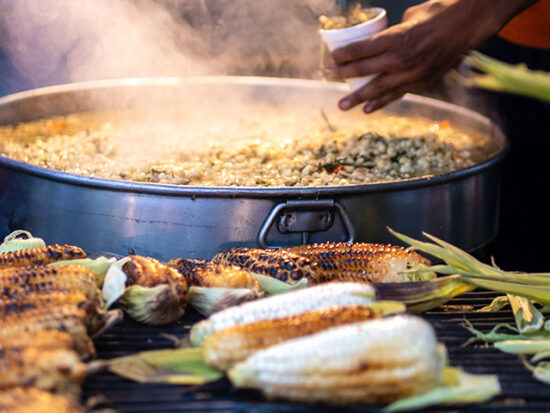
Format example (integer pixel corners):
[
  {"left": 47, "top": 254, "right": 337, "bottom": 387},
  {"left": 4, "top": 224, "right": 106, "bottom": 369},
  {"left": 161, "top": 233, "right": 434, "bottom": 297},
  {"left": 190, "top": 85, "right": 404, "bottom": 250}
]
[{"left": 0, "top": 77, "right": 506, "bottom": 260}]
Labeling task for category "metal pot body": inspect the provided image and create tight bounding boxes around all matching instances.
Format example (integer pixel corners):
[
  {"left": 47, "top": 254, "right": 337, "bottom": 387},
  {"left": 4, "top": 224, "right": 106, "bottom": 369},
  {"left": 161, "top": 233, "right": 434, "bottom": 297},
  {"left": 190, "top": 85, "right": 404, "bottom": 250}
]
[{"left": 0, "top": 77, "right": 506, "bottom": 260}]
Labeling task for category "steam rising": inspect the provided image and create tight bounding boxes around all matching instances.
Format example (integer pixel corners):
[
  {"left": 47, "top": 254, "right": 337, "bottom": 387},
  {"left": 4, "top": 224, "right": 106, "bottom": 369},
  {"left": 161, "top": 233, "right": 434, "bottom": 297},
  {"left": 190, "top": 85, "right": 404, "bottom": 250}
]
[{"left": 1, "top": 0, "right": 339, "bottom": 89}]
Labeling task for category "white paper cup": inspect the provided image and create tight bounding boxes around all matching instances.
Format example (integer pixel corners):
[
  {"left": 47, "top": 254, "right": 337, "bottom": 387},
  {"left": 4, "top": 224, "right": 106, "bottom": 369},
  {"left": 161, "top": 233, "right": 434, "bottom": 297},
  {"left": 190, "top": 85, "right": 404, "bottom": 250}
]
[{"left": 319, "top": 7, "right": 388, "bottom": 91}]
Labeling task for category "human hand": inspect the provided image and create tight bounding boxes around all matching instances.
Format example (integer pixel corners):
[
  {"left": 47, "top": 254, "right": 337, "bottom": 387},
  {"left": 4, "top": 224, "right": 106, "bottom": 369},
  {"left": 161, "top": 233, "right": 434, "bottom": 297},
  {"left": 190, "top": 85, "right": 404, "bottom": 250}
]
[{"left": 329, "top": 0, "right": 533, "bottom": 113}]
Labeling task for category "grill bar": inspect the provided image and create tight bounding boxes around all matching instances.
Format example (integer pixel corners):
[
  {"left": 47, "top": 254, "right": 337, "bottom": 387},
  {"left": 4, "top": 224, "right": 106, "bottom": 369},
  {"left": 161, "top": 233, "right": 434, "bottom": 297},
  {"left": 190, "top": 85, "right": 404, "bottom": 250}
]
[{"left": 83, "top": 291, "right": 550, "bottom": 412}]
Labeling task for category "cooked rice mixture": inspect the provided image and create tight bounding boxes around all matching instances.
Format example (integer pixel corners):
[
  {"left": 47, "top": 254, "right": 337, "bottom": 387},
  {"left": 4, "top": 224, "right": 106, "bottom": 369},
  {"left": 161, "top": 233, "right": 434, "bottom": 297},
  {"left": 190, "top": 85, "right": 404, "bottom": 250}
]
[{"left": 0, "top": 106, "right": 498, "bottom": 187}]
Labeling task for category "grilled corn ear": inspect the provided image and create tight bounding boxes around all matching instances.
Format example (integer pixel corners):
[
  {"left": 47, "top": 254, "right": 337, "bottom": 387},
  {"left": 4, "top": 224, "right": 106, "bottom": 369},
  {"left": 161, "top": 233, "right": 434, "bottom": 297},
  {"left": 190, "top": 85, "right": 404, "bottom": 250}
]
[
  {"left": 0, "top": 387, "right": 85, "bottom": 413},
  {"left": 283, "top": 242, "right": 431, "bottom": 283},
  {"left": 229, "top": 315, "right": 443, "bottom": 405},
  {"left": 0, "top": 330, "right": 75, "bottom": 352},
  {"left": 211, "top": 247, "right": 318, "bottom": 284},
  {"left": 120, "top": 255, "right": 189, "bottom": 325},
  {"left": 0, "top": 244, "right": 86, "bottom": 269},
  {"left": 0, "top": 290, "right": 88, "bottom": 315},
  {"left": 190, "top": 282, "right": 375, "bottom": 346},
  {"left": 0, "top": 265, "right": 100, "bottom": 303},
  {"left": 169, "top": 258, "right": 262, "bottom": 293},
  {"left": 0, "top": 305, "right": 95, "bottom": 359},
  {"left": 204, "top": 305, "right": 380, "bottom": 370},
  {"left": 0, "top": 347, "right": 86, "bottom": 396}
]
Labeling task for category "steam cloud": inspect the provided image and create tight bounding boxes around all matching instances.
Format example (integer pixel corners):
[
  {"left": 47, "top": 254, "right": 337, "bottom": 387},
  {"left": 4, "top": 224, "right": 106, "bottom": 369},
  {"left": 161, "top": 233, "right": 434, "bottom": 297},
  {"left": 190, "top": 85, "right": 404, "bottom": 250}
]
[{"left": 0, "top": 0, "right": 340, "bottom": 90}]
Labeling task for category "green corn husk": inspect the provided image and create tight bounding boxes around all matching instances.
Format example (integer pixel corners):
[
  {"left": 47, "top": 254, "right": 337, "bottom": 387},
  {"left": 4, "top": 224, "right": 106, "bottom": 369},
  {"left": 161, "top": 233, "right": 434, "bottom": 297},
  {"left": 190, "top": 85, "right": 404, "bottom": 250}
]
[
  {"left": 119, "top": 284, "right": 185, "bottom": 326},
  {"left": 0, "top": 230, "right": 45, "bottom": 253},
  {"left": 51, "top": 256, "right": 116, "bottom": 287},
  {"left": 389, "top": 228, "right": 550, "bottom": 306},
  {"left": 374, "top": 275, "right": 473, "bottom": 313},
  {"left": 251, "top": 273, "right": 309, "bottom": 295},
  {"left": 477, "top": 296, "right": 509, "bottom": 312},
  {"left": 495, "top": 340, "right": 550, "bottom": 355},
  {"left": 385, "top": 367, "right": 500, "bottom": 412},
  {"left": 106, "top": 347, "right": 223, "bottom": 385},
  {"left": 507, "top": 294, "right": 544, "bottom": 334},
  {"left": 462, "top": 51, "right": 550, "bottom": 104},
  {"left": 189, "top": 286, "right": 260, "bottom": 317}
]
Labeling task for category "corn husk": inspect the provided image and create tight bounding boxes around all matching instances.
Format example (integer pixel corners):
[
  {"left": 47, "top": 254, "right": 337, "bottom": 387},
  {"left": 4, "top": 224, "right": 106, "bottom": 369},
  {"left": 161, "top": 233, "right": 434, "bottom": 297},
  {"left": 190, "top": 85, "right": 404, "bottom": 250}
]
[
  {"left": 389, "top": 228, "right": 550, "bottom": 306},
  {"left": 51, "top": 256, "right": 116, "bottom": 287},
  {"left": 189, "top": 286, "right": 260, "bottom": 316},
  {"left": 251, "top": 273, "right": 309, "bottom": 295},
  {"left": 462, "top": 51, "right": 550, "bottom": 103},
  {"left": 477, "top": 296, "right": 509, "bottom": 312},
  {"left": 385, "top": 367, "right": 500, "bottom": 412},
  {"left": 106, "top": 348, "right": 223, "bottom": 385},
  {"left": 119, "top": 284, "right": 184, "bottom": 326},
  {"left": 102, "top": 257, "right": 131, "bottom": 308},
  {"left": 0, "top": 230, "right": 45, "bottom": 253},
  {"left": 507, "top": 294, "right": 544, "bottom": 334},
  {"left": 374, "top": 275, "right": 472, "bottom": 313}
]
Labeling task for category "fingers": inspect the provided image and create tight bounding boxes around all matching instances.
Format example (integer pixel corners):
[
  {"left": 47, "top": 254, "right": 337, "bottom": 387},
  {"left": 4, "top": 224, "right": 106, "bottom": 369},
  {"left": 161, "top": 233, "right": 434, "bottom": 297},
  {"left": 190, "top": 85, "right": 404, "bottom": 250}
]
[
  {"left": 331, "top": 52, "right": 399, "bottom": 80},
  {"left": 331, "top": 29, "right": 397, "bottom": 65},
  {"left": 338, "top": 70, "right": 422, "bottom": 111}
]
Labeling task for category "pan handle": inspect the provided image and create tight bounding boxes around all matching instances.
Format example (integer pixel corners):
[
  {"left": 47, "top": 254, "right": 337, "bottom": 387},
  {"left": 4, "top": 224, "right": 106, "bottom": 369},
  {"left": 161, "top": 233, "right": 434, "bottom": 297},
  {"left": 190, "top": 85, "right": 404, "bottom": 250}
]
[{"left": 257, "top": 199, "right": 355, "bottom": 248}]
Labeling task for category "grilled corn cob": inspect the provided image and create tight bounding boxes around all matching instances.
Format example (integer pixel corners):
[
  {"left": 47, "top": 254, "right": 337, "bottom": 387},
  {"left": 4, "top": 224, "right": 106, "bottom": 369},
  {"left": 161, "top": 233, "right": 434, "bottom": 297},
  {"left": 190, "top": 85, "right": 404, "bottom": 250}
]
[
  {"left": 0, "top": 387, "right": 85, "bottom": 413},
  {"left": 204, "top": 305, "right": 380, "bottom": 370},
  {"left": 120, "top": 255, "right": 189, "bottom": 325},
  {"left": 0, "top": 330, "right": 75, "bottom": 353},
  {"left": 0, "top": 265, "right": 100, "bottom": 303},
  {"left": 0, "top": 244, "right": 86, "bottom": 269},
  {"left": 0, "top": 305, "right": 95, "bottom": 359},
  {"left": 228, "top": 315, "right": 443, "bottom": 405},
  {"left": 0, "top": 290, "right": 88, "bottom": 315},
  {"left": 0, "top": 347, "right": 86, "bottom": 396},
  {"left": 190, "top": 282, "right": 375, "bottom": 346},
  {"left": 283, "top": 242, "right": 431, "bottom": 283},
  {"left": 211, "top": 247, "right": 319, "bottom": 284},
  {"left": 168, "top": 258, "right": 262, "bottom": 292}
]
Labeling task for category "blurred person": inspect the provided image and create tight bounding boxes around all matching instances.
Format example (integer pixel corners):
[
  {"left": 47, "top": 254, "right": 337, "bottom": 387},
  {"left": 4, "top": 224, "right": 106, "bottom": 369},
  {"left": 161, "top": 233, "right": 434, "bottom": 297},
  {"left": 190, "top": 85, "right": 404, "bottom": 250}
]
[{"left": 330, "top": 0, "right": 550, "bottom": 271}]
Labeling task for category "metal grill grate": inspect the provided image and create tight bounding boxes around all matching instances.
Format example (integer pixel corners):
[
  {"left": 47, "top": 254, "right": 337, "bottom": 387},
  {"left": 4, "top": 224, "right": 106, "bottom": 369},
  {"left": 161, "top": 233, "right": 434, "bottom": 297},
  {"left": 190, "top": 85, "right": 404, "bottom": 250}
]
[{"left": 83, "top": 290, "right": 550, "bottom": 412}]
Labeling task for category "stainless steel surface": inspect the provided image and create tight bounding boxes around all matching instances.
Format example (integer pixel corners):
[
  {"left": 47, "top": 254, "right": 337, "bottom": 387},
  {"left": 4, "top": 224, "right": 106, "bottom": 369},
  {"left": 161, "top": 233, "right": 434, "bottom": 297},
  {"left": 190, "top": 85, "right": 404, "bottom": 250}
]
[{"left": 0, "top": 77, "right": 507, "bottom": 260}]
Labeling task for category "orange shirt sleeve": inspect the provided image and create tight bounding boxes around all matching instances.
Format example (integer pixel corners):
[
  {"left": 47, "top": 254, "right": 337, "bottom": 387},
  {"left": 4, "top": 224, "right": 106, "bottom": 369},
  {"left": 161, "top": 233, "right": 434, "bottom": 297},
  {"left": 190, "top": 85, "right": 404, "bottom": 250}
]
[{"left": 498, "top": 0, "right": 550, "bottom": 50}]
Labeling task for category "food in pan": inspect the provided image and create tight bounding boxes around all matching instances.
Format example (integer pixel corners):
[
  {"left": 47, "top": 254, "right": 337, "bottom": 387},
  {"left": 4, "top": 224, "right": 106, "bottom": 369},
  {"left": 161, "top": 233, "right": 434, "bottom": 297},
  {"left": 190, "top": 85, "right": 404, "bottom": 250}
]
[
  {"left": 0, "top": 106, "right": 498, "bottom": 187},
  {"left": 0, "top": 244, "right": 86, "bottom": 269},
  {"left": 203, "top": 303, "right": 403, "bottom": 371},
  {"left": 319, "top": 4, "right": 378, "bottom": 30},
  {"left": 228, "top": 315, "right": 444, "bottom": 404},
  {"left": 189, "top": 282, "right": 375, "bottom": 346}
]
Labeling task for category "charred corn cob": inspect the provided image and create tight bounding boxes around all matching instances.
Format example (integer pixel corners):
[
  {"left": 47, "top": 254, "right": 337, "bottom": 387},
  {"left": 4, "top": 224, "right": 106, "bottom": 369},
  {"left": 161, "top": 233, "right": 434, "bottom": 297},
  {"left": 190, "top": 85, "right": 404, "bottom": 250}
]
[
  {"left": 0, "top": 387, "right": 85, "bottom": 413},
  {"left": 190, "top": 282, "right": 375, "bottom": 346},
  {"left": 228, "top": 315, "right": 444, "bottom": 405},
  {"left": 168, "top": 258, "right": 262, "bottom": 292},
  {"left": 0, "top": 330, "right": 75, "bottom": 353},
  {"left": 0, "top": 265, "right": 99, "bottom": 303},
  {"left": 204, "top": 305, "right": 380, "bottom": 370},
  {"left": 167, "top": 257, "right": 210, "bottom": 284},
  {"left": 0, "top": 347, "right": 86, "bottom": 396},
  {"left": 0, "top": 290, "right": 88, "bottom": 316},
  {"left": 0, "top": 305, "right": 95, "bottom": 359},
  {"left": 120, "top": 255, "right": 189, "bottom": 325},
  {"left": 0, "top": 244, "right": 86, "bottom": 269},
  {"left": 283, "top": 242, "right": 431, "bottom": 283},
  {"left": 211, "top": 247, "right": 319, "bottom": 284}
]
